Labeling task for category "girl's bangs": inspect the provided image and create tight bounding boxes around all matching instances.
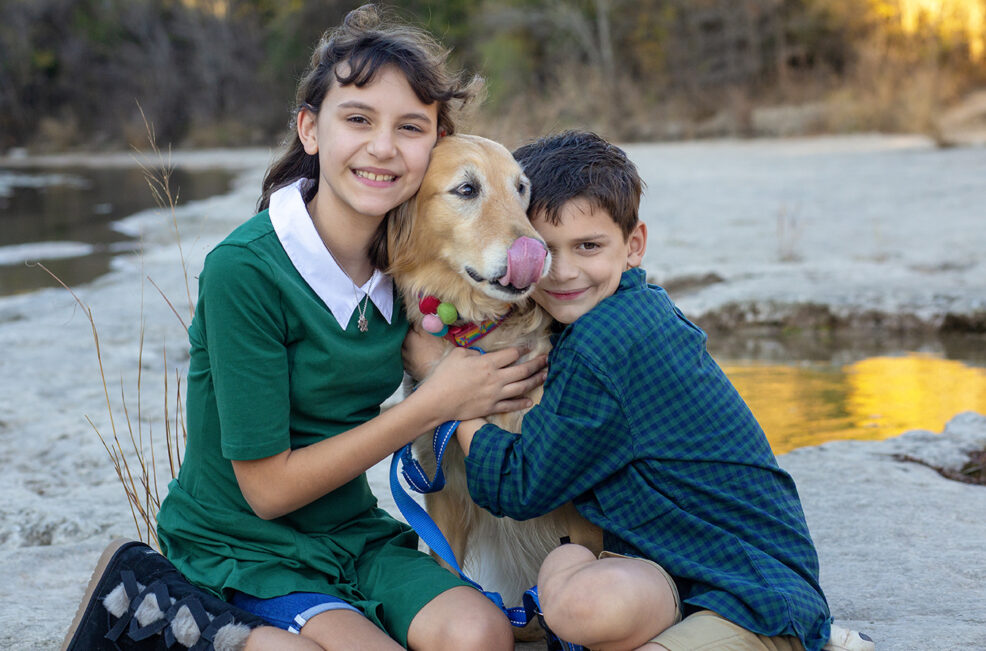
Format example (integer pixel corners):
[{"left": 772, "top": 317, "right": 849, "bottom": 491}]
[{"left": 335, "top": 46, "right": 442, "bottom": 106}]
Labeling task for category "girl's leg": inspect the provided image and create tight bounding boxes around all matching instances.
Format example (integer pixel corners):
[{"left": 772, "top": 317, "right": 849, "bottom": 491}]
[
  {"left": 538, "top": 544, "right": 679, "bottom": 651},
  {"left": 406, "top": 585, "right": 514, "bottom": 651},
  {"left": 299, "top": 608, "right": 404, "bottom": 650},
  {"left": 244, "top": 625, "right": 325, "bottom": 650}
]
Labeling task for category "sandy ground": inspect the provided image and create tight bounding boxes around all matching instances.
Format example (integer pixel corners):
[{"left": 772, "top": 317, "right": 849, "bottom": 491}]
[{"left": 1, "top": 136, "right": 984, "bottom": 649}]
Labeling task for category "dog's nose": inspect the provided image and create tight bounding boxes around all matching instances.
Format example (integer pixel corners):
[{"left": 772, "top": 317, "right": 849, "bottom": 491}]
[{"left": 499, "top": 236, "right": 547, "bottom": 289}]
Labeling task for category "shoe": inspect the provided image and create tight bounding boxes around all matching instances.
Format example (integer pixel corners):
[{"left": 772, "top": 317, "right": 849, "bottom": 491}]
[
  {"left": 824, "top": 624, "right": 875, "bottom": 651},
  {"left": 61, "top": 539, "right": 267, "bottom": 651}
]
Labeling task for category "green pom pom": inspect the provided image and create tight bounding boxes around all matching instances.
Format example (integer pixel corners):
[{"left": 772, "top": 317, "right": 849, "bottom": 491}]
[{"left": 437, "top": 302, "right": 458, "bottom": 325}]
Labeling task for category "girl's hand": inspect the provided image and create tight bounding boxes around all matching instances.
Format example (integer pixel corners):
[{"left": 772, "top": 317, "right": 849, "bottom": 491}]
[
  {"left": 402, "top": 325, "right": 446, "bottom": 381},
  {"left": 415, "top": 346, "right": 547, "bottom": 422}
]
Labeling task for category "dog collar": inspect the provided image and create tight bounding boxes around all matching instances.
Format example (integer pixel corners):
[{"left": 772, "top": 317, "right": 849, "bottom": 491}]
[{"left": 418, "top": 294, "right": 511, "bottom": 347}]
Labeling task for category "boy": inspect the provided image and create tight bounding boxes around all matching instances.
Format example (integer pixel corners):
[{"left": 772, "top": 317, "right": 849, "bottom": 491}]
[{"left": 453, "top": 132, "right": 872, "bottom": 651}]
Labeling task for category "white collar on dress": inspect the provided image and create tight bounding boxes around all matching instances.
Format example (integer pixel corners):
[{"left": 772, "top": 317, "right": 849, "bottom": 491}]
[{"left": 268, "top": 178, "right": 394, "bottom": 330}]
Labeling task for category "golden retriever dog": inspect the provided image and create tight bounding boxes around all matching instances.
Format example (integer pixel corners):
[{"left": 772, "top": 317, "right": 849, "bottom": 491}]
[{"left": 387, "top": 134, "right": 601, "bottom": 639}]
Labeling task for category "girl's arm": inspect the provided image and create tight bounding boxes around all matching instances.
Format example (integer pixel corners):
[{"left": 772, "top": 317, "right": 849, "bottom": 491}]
[{"left": 232, "top": 346, "right": 546, "bottom": 520}]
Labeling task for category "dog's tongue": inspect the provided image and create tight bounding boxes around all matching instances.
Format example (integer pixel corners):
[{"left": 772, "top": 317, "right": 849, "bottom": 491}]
[{"left": 499, "top": 236, "right": 547, "bottom": 289}]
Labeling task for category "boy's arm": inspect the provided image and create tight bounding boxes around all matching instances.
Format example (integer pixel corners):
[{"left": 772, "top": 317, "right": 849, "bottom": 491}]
[
  {"left": 463, "top": 350, "right": 633, "bottom": 520},
  {"left": 454, "top": 418, "right": 486, "bottom": 456}
]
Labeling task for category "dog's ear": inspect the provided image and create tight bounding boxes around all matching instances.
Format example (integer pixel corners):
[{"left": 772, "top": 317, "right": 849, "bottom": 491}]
[{"left": 385, "top": 195, "right": 417, "bottom": 274}]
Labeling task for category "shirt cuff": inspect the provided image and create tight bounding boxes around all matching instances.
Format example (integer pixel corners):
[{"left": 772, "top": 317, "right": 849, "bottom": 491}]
[{"left": 463, "top": 422, "right": 519, "bottom": 514}]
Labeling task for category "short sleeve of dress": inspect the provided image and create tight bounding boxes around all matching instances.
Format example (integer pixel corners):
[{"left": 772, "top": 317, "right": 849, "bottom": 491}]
[{"left": 197, "top": 244, "right": 291, "bottom": 460}]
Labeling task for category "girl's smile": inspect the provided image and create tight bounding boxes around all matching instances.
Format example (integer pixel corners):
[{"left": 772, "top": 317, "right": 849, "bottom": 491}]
[{"left": 297, "top": 64, "right": 439, "bottom": 227}]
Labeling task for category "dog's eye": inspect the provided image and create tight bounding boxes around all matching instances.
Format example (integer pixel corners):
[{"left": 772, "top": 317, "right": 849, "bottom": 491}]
[
  {"left": 517, "top": 182, "right": 527, "bottom": 196},
  {"left": 452, "top": 182, "right": 479, "bottom": 198}
]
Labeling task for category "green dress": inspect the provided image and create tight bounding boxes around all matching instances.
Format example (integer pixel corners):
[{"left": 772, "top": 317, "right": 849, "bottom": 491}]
[{"left": 157, "top": 204, "right": 466, "bottom": 645}]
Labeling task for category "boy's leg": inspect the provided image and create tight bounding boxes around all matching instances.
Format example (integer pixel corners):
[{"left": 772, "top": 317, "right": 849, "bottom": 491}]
[
  {"left": 406, "top": 585, "right": 514, "bottom": 651},
  {"left": 644, "top": 610, "right": 804, "bottom": 651},
  {"left": 537, "top": 544, "right": 680, "bottom": 651}
]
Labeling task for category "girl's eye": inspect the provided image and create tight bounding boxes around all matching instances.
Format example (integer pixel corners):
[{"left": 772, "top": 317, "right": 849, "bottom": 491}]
[
  {"left": 400, "top": 124, "right": 424, "bottom": 133},
  {"left": 452, "top": 182, "right": 479, "bottom": 198},
  {"left": 347, "top": 115, "right": 369, "bottom": 125}
]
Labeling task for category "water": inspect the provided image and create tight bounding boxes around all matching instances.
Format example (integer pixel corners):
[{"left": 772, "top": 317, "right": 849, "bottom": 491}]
[
  {"left": 707, "top": 332, "right": 986, "bottom": 453},
  {"left": 0, "top": 166, "right": 232, "bottom": 295},
  {"left": 2, "top": 149, "right": 984, "bottom": 453}
]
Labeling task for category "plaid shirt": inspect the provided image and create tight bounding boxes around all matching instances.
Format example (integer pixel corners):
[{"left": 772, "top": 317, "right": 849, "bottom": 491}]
[{"left": 465, "top": 268, "right": 831, "bottom": 650}]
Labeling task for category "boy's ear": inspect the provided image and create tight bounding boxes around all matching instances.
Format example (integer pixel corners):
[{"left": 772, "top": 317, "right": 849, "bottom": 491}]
[{"left": 626, "top": 222, "right": 647, "bottom": 269}]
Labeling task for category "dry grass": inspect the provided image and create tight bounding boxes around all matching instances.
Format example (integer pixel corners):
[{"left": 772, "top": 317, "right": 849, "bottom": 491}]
[{"left": 43, "top": 107, "right": 192, "bottom": 549}]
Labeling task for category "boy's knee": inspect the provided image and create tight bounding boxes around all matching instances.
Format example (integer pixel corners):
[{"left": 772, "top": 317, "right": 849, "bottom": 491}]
[
  {"left": 540, "top": 555, "right": 663, "bottom": 643},
  {"left": 538, "top": 544, "right": 597, "bottom": 597},
  {"left": 539, "top": 554, "right": 619, "bottom": 638}
]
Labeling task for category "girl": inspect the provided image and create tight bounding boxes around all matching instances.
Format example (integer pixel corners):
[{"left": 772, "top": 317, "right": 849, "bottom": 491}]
[{"left": 66, "top": 6, "right": 543, "bottom": 651}]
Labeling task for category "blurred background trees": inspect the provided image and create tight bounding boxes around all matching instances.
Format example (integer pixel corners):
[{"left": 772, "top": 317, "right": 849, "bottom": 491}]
[{"left": 1, "top": 0, "right": 984, "bottom": 151}]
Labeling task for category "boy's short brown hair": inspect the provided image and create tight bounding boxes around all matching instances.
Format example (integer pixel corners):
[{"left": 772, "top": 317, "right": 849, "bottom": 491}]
[{"left": 512, "top": 131, "right": 644, "bottom": 239}]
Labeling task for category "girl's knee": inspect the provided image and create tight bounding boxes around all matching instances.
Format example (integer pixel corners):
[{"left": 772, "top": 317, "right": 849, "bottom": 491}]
[
  {"left": 439, "top": 607, "right": 513, "bottom": 651},
  {"left": 410, "top": 587, "right": 513, "bottom": 651}
]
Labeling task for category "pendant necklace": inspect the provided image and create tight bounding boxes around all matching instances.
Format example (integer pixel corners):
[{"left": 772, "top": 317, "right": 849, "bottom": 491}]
[
  {"left": 354, "top": 278, "right": 372, "bottom": 333},
  {"left": 324, "top": 240, "right": 373, "bottom": 334},
  {"left": 308, "top": 202, "right": 373, "bottom": 334}
]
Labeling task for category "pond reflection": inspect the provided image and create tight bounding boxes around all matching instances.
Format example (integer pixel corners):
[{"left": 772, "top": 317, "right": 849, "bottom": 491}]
[
  {"left": 721, "top": 353, "right": 986, "bottom": 454},
  {"left": 0, "top": 166, "right": 232, "bottom": 295}
]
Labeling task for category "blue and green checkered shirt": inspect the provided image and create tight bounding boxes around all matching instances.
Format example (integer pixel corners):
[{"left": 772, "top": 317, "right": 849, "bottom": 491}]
[{"left": 465, "top": 268, "right": 831, "bottom": 650}]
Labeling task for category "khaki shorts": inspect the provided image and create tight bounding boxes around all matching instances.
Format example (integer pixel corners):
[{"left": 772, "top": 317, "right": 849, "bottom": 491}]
[
  {"left": 651, "top": 610, "right": 805, "bottom": 651},
  {"left": 598, "top": 551, "right": 683, "bottom": 626}
]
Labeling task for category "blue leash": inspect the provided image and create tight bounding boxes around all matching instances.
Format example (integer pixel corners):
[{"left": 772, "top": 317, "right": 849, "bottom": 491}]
[
  {"left": 389, "top": 420, "right": 585, "bottom": 650},
  {"left": 389, "top": 423, "right": 531, "bottom": 626},
  {"left": 389, "top": 343, "right": 584, "bottom": 649}
]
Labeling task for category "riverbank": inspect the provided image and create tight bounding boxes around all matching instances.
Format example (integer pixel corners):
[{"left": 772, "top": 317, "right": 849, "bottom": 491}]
[{"left": 1, "top": 136, "right": 984, "bottom": 649}]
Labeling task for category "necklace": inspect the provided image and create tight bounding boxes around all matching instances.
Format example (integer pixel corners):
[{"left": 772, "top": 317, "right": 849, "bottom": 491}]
[
  {"left": 307, "top": 201, "right": 373, "bottom": 333},
  {"left": 323, "top": 239, "right": 374, "bottom": 334},
  {"left": 354, "top": 278, "right": 373, "bottom": 333}
]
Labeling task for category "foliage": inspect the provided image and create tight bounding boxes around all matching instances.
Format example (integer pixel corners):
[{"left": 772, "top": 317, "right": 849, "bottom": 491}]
[{"left": 1, "top": 0, "right": 985, "bottom": 150}]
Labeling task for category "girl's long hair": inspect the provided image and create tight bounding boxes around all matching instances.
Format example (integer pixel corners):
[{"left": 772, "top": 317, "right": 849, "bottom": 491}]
[{"left": 258, "top": 4, "right": 482, "bottom": 269}]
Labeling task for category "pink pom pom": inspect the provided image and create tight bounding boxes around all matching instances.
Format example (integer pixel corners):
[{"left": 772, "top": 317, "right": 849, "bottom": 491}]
[{"left": 422, "top": 313, "right": 445, "bottom": 333}]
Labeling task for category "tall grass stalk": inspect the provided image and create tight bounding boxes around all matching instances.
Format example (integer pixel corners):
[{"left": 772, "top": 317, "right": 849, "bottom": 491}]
[{"left": 43, "top": 112, "right": 193, "bottom": 548}]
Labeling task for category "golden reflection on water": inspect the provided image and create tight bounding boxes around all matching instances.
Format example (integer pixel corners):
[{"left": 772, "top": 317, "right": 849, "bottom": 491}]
[{"left": 721, "top": 354, "right": 986, "bottom": 454}]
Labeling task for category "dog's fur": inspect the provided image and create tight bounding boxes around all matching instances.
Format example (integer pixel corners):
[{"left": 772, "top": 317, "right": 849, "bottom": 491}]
[{"left": 387, "top": 134, "right": 602, "bottom": 638}]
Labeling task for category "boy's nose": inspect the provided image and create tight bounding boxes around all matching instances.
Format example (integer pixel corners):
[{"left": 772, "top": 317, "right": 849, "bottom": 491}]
[{"left": 549, "top": 253, "right": 578, "bottom": 281}]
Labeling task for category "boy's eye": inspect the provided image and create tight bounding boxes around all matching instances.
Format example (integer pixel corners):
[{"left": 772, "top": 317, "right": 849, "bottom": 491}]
[
  {"left": 452, "top": 182, "right": 479, "bottom": 198},
  {"left": 578, "top": 242, "right": 600, "bottom": 251}
]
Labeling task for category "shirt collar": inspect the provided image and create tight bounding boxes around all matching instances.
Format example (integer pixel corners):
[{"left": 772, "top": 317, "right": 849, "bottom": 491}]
[
  {"left": 549, "top": 267, "right": 646, "bottom": 346},
  {"left": 268, "top": 178, "right": 393, "bottom": 330},
  {"left": 620, "top": 267, "right": 646, "bottom": 291}
]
